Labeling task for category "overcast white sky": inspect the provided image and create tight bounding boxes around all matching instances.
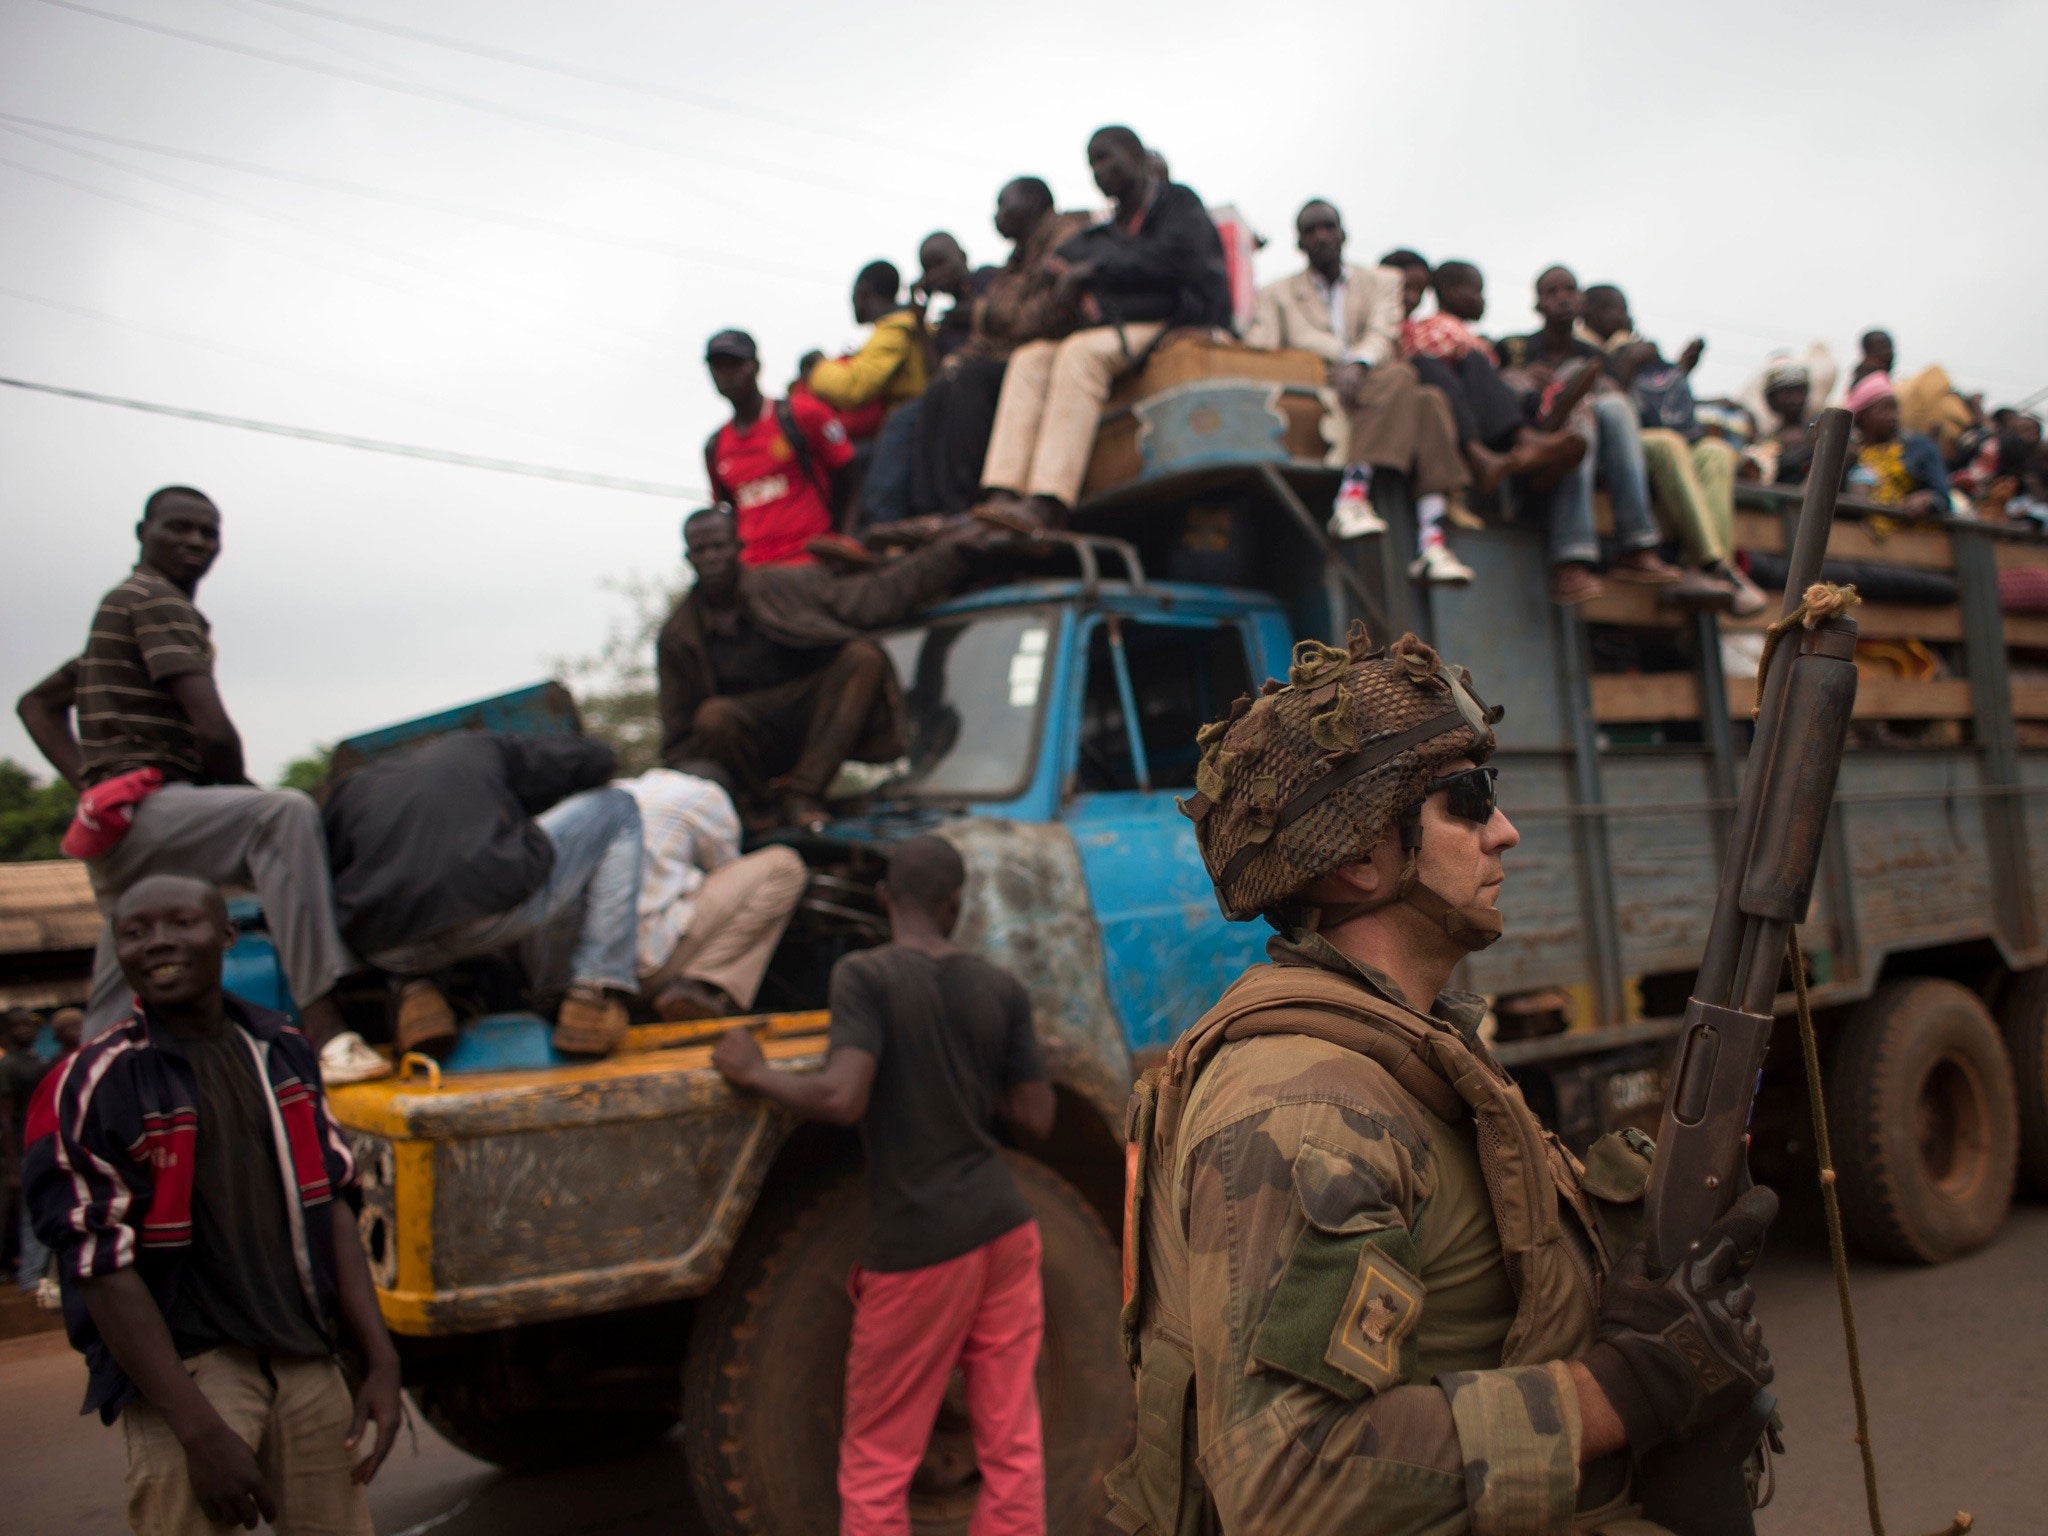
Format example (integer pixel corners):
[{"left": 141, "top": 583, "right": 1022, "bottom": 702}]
[{"left": 3, "top": 0, "right": 2044, "bottom": 781}]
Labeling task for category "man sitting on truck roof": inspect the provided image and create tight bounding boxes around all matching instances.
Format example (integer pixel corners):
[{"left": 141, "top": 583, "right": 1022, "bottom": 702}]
[
  {"left": 1499, "top": 267, "right": 1692, "bottom": 605},
  {"left": 711, "top": 834, "right": 1055, "bottom": 1536},
  {"left": 975, "top": 125, "right": 1232, "bottom": 534},
  {"left": 1578, "top": 283, "right": 1764, "bottom": 615},
  {"left": 1399, "top": 259, "right": 1588, "bottom": 500},
  {"left": 624, "top": 764, "right": 807, "bottom": 1022},
  {"left": 14, "top": 487, "right": 358, "bottom": 1059},
  {"left": 903, "top": 178, "right": 1091, "bottom": 524},
  {"left": 322, "top": 731, "right": 643, "bottom": 1060},
  {"left": 1242, "top": 201, "right": 1474, "bottom": 585},
  {"left": 704, "top": 328, "right": 856, "bottom": 568},
  {"left": 657, "top": 507, "right": 980, "bottom": 832}
]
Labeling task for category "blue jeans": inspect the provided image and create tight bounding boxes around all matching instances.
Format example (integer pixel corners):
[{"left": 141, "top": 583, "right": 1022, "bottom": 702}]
[
  {"left": 859, "top": 400, "right": 922, "bottom": 526},
  {"left": 369, "top": 787, "right": 643, "bottom": 994},
  {"left": 1541, "top": 394, "right": 1663, "bottom": 567},
  {"left": 17, "top": 1203, "right": 48, "bottom": 1289}
]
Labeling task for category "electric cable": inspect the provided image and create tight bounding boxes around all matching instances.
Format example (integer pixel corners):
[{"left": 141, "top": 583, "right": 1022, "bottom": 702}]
[
  {"left": 33, "top": 0, "right": 927, "bottom": 209},
  {"left": 0, "top": 111, "right": 840, "bottom": 286},
  {"left": 0, "top": 372, "right": 705, "bottom": 500}
]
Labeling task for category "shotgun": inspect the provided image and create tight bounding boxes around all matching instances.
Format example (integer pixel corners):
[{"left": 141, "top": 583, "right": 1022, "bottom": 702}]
[{"left": 1635, "top": 407, "right": 1859, "bottom": 1535}]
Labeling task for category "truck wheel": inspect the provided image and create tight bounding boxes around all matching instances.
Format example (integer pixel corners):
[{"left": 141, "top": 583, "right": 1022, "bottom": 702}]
[
  {"left": 682, "top": 1155, "right": 1131, "bottom": 1536},
  {"left": 415, "top": 1379, "right": 673, "bottom": 1470},
  {"left": 1996, "top": 968, "right": 2048, "bottom": 1196},
  {"left": 1827, "top": 978, "right": 2019, "bottom": 1262}
]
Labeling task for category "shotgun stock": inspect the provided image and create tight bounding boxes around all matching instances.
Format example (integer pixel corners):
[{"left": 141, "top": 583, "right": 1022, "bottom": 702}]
[{"left": 1635, "top": 407, "right": 1859, "bottom": 1535}]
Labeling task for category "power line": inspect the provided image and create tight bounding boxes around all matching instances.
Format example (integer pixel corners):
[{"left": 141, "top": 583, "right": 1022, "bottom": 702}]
[
  {"left": 0, "top": 373, "right": 704, "bottom": 499},
  {"left": 244, "top": 0, "right": 1007, "bottom": 175},
  {"left": 33, "top": 0, "right": 924, "bottom": 209},
  {"left": 0, "top": 111, "right": 839, "bottom": 286},
  {"left": 0, "top": 282, "right": 653, "bottom": 462},
  {"left": 0, "top": 149, "right": 664, "bottom": 367}
]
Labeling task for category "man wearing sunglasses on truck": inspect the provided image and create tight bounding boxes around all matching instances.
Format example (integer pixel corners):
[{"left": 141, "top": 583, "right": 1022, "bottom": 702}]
[{"left": 1108, "top": 628, "right": 1778, "bottom": 1535}]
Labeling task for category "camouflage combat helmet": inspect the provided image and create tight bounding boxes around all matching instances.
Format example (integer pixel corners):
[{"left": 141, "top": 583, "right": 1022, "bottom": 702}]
[{"left": 1180, "top": 625, "right": 1501, "bottom": 923}]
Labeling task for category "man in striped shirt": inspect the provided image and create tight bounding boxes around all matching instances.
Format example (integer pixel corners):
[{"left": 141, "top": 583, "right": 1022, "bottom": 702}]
[{"left": 15, "top": 487, "right": 356, "bottom": 1055}]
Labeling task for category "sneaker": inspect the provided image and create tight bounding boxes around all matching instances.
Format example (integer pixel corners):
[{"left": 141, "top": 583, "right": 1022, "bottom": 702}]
[
  {"left": 1550, "top": 563, "right": 1606, "bottom": 606},
  {"left": 394, "top": 980, "right": 458, "bottom": 1059},
  {"left": 1328, "top": 465, "right": 1386, "bottom": 539},
  {"left": 1409, "top": 543, "right": 1474, "bottom": 586},
  {"left": 1608, "top": 549, "right": 1685, "bottom": 585},
  {"left": 1720, "top": 562, "right": 1770, "bottom": 619},
  {"left": 1665, "top": 568, "right": 1737, "bottom": 610},
  {"left": 554, "top": 986, "right": 631, "bottom": 1058},
  {"left": 320, "top": 1029, "right": 393, "bottom": 1085}
]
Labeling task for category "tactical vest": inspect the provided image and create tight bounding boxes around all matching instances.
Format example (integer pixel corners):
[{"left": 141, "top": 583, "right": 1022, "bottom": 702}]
[{"left": 1107, "top": 961, "right": 1652, "bottom": 1536}]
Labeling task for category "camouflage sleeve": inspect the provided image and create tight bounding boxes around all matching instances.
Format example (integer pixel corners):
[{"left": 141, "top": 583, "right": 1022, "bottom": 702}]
[{"left": 1180, "top": 1061, "right": 1583, "bottom": 1536}]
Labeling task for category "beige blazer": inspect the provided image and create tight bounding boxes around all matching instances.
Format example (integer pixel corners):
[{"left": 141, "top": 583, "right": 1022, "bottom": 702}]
[{"left": 1243, "top": 262, "right": 1404, "bottom": 370}]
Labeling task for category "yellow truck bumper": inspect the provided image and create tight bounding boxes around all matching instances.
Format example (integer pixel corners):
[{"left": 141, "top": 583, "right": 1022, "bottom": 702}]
[{"left": 327, "top": 1012, "right": 829, "bottom": 1337}]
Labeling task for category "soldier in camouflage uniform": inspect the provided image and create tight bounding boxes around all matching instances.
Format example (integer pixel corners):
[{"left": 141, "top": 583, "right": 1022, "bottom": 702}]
[{"left": 1106, "top": 627, "right": 1777, "bottom": 1536}]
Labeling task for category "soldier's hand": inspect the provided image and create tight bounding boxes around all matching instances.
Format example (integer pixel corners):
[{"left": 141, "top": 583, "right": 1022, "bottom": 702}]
[{"left": 1583, "top": 1184, "right": 1778, "bottom": 1454}]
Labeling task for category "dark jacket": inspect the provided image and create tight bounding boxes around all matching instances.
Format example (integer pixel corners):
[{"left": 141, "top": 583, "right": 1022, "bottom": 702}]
[
  {"left": 657, "top": 539, "right": 968, "bottom": 768},
  {"left": 323, "top": 732, "right": 615, "bottom": 955},
  {"left": 1059, "top": 181, "right": 1233, "bottom": 331},
  {"left": 23, "top": 998, "right": 358, "bottom": 1422}
]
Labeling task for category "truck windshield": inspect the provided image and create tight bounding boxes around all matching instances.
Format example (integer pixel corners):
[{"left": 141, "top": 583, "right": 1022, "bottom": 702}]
[{"left": 871, "top": 610, "right": 1054, "bottom": 803}]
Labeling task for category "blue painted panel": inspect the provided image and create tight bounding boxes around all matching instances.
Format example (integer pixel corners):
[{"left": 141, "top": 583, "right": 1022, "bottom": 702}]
[
  {"left": 1064, "top": 791, "right": 1267, "bottom": 1053},
  {"left": 1132, "top": 382, "right": 1299, "bottom": 479},
  {"left": 335, "top": 681, "right": 580, "bottom": 764},
  {"left": 223, "top": 930, "right": 293, "bottom": 1017}
]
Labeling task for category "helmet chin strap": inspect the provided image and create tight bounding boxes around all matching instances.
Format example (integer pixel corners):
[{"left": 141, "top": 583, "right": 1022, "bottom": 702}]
[{"left": 1310, "top": 808, "right": 1505, "bottom": 952}]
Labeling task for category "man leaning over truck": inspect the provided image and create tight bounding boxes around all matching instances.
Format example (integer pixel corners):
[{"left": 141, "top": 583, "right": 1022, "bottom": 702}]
[
  {"left": 1108, "top": 628, "right": 1777, "bottom": 1535},
  {"left": 24, "top": 873, "right": 401, "bottom": 1536},
  {"left": 657, "top": 506, "right": 978, "bottom": 832},
  {"left": 16, "top": 487, "right": 356, "bottom": 1052},
  {"left": 713, "top": 834, "right": 1056, "bottom": 1536}
]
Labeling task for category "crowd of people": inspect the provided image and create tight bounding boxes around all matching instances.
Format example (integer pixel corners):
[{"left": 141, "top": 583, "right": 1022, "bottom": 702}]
[{"left": 692, "top": 122, "right": 2045, "bottom": 614}]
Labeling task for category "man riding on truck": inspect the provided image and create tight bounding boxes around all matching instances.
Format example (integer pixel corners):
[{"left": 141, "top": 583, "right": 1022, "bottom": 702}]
[{"left": 1110, "top": 627, "right": 1778, "bottom": 1534}]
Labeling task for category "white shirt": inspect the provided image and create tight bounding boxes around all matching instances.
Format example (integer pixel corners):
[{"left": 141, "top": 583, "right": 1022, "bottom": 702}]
[{"left": 624, "top": 768, "right": 741, "bottom": 974}]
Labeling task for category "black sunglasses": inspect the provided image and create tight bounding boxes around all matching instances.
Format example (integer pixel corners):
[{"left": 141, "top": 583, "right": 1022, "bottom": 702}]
[{"left": 1425, "top": 766, "right": 1498, "bottom": 825}]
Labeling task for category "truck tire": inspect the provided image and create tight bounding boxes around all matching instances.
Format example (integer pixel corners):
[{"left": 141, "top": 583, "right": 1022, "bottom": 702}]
[
  {"left": 682, "top": 1155, "right": 1131, "bottom": 1536},
  {"left": 1996, "top": 967, "right": 2048, "bottom": 1196},
  {"left": 1827, "top": 978, "right": 2019, "bottom": 1263}
]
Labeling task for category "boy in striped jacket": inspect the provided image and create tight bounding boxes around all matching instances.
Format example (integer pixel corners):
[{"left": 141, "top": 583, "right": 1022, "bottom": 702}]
[{"left": 25, "top": 873, "right": 400, "bottom": 1535}]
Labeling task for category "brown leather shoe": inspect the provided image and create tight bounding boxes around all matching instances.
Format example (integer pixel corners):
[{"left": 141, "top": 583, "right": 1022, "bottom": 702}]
[
  {"left": 394, "top": 980, "right": 457, "bottom": 1059},
  {"left": 1608, "top": 549, "right": 1685, "bottom": 585},
  {"left": 1550, "top": 563, "right": 1606, "bottom": 606},
  {"left": 652, "top": 978, "right": 739, "bottom": 1023},
  {"left": 553, "top": 986, "right": 631, "bottom": 1058}
]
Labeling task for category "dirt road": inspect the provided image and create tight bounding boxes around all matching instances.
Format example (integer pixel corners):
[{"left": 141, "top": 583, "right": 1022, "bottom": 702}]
[{"left": 4, "top": 1203, "right": 2040, "bottom": 1535}]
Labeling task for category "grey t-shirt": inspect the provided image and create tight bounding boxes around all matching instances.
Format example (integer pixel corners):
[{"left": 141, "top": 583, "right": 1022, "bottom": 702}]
[
  {"left": 827, "top": 945, "right": 1047, "bottom": 1272},
  {"left": 163, "top": 1023, "right": 330, "bottom": 1361}
]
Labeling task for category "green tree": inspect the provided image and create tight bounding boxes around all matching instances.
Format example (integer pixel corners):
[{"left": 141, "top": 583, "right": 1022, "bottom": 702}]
[
  {"left": 0, "top": 759, "right": 79, "bottom": 862},
  {"left": 278, "top": 747, "right": 334, "bottom": 794},
  {"left": 559, "top": 571, "right": 685, "bottom": 776}
]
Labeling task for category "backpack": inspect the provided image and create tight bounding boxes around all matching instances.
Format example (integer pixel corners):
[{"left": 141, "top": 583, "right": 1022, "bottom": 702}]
[{"left": 704, "top": 398, "right": 842, "bottom": 516}]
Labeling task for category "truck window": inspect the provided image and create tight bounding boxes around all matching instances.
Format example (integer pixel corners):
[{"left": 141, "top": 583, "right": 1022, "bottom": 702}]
[
  {"left": 1078, "top": 619, "right": 1254, "bottom": 793},
  {"left": 873, "top": 611, "right": 1054, "bottom": 802}
]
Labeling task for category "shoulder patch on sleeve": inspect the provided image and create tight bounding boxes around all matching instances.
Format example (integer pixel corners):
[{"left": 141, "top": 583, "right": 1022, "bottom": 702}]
[{"left": 1250, "top": 1135, "right": 1422, "bottom": 1400}]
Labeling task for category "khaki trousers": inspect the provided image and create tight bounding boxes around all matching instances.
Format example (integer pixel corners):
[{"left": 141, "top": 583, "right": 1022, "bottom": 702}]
[
  {"left": 641, "top": 845, "right": 808, "bottom": 1008},
  {"left": 1641, "top": 429, "right": 1738, "bottom": 565},
  {"left": 122, "top": 1346, "right": 372, "bottom": 1536},
  {"left": 981, "top": 322, "right": 1166, "bottom": 507},
  {"left": 1341, "top": 360, "right": 1472, "bottom": 498}
]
